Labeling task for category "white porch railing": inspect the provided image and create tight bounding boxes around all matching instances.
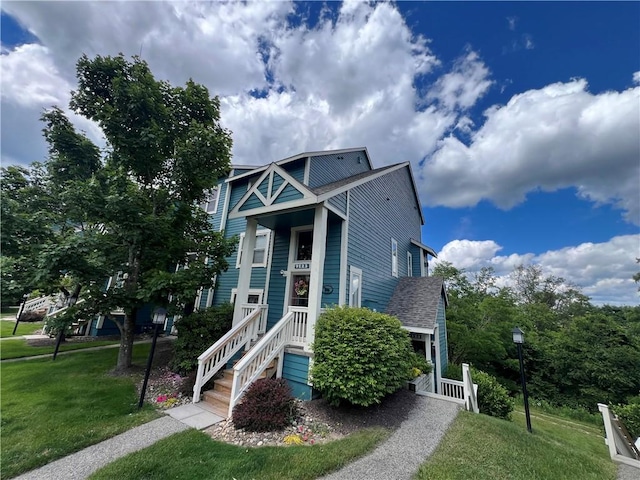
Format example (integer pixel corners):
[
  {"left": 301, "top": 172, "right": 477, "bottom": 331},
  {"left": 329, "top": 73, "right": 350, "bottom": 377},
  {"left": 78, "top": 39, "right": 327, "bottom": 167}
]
[
  {"left": 288, "top": 306, "right": 308, "bottom": 347},
  {"left": 440, "top": 378, "right": 465, "bottom": 400},
  {"left": 22, "top": 296, "right": 54, "bottom": 314},
  {"left": 599, "top": 403, "right": 640, "bottom": 468},
  {"left": 462, "top": 363, "right": 479, "bottom": 413},
  {"left": 228, "top": 310, "right": 297, "bottom": 417},
  {"left": 427, "top": 363, "right": 478, "bottom": 413},
  {"left": 192, "top": 304, "right": 267, "bottom": 403}
]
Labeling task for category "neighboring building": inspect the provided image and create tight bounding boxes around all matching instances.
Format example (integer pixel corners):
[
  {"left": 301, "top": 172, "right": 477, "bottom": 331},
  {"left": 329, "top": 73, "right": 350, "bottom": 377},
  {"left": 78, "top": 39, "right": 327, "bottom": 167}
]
[{"left": 189, "top": 147, "right": 450, "bottom": 417}]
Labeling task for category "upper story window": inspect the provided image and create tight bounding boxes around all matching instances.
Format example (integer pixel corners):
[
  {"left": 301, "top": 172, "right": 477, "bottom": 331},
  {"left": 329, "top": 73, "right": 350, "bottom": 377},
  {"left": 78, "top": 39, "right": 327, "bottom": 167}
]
[
  {"left": 201, "top": 186, "right": 220, "bottom": 214},
  {"left": 391, "top": 238, "right": 398, "bottom": 277},
  {"left": 296, "top": 230, "right": 313, "bottom": 261},
  {"left": 236, "top": 229, "right": 271, "bottom": 268},
  {"left": 407, "top": 252, "right": 413, "bottom": 277}
]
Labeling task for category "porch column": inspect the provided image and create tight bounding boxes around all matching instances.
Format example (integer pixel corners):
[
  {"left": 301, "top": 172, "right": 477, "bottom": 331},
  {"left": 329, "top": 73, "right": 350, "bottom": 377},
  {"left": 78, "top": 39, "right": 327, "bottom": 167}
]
[
  {"left": 233, "top": 217, "right": 257, "bottom": 325},
  {"left": 306, "top": 204, "right": 328, "bottom": 351}
]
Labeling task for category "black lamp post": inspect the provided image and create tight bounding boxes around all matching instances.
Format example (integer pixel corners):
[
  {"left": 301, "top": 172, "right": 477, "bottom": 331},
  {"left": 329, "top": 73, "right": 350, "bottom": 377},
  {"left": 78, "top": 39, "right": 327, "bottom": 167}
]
[
  {"left": 512, "top": 326, "right": 532, "bottom": 433},
  {"left": 12, "top": 293, "right": 30, "bottom": 335},
  {"left": 138, "top": 307, "right": 167, "bottom": 409},
  {"left": 53, "top": 295, "right": 78, "bottom": 360}
]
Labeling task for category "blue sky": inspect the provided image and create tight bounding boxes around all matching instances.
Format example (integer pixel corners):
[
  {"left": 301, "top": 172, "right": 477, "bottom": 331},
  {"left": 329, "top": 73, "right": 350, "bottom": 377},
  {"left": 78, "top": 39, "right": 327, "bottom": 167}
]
[{"left": 1, "top": 1, "right": 638, "bottom": 304}]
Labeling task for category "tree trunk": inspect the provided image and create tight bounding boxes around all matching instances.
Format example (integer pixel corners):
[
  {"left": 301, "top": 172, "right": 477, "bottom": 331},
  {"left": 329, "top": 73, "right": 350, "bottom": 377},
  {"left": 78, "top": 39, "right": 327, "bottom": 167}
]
[{"left": 116, "top": 308, "right": 137, "bottom": 371}]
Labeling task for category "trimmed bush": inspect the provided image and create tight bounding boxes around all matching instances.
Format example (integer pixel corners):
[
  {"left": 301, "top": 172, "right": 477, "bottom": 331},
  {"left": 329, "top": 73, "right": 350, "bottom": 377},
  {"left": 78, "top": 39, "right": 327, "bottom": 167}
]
[
  {"left": 232, "top": 378, "right": 297, "bottom": 432},
  {"left": 472, "top": 368, "right": 514, "bottom": 420},
  {"left": 18, "top": 310, "right": 45, "bottom": 323},
  {"left": 311, "top": 306, "right": 414, "bottom": 407},
  {"left": 614, "top": 401, "right": 640, "bottom": 440},
  {"left": 171, "top": 303, "right": 233, "bottom": 374}
]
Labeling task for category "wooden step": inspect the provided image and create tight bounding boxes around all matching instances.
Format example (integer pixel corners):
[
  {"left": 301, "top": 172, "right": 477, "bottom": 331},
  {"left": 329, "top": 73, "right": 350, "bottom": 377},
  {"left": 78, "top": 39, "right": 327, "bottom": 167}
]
[{"left": 202, "top": 389, "right": 231, "bottom": 417}]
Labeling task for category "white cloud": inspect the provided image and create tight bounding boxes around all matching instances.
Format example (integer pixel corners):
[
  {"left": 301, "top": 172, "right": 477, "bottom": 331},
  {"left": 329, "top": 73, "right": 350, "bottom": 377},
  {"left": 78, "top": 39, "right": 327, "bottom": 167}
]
[
  {"left": 633, "top": 71, "right": 640, "bottom": 85},
  {"left": 1, "top": 43, "right": 103, "bottom": 164},
  {"left": 422, "top": 79, "right": 640, "bottom": 224},
  {"left": 434, "top": 235, "right": 640, "bottom": 305},
  {"left": 427, "top": 50, "right": 493, "bottom": 110},
  {"left": 507, "top": 16, "right": 517, "bottom": 31}
]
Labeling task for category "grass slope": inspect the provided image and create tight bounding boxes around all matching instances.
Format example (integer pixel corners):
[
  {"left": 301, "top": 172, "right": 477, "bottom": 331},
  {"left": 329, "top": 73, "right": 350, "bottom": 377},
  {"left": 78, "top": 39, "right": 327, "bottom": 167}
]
[
  {"left": 1, "top": 338, "right": 120, "bottom": 360},
  {"left": 90, "top": 427, "right": 389, "bottom": 480},
  {"left": 416, "top": 407, "right": 616, "bottom": 480},
  {"left": 1, "top": 345, "right": 159, "bottom": 479},
  {"left": 0, "top": 320, "right": 44, "bottom": 337}
]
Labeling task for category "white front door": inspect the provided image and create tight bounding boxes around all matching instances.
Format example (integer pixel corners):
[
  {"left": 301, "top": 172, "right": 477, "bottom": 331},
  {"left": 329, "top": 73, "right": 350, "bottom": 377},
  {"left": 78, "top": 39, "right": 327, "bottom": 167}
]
[{"left": 286, "top": 227, "right": 313, "bottom": 311}]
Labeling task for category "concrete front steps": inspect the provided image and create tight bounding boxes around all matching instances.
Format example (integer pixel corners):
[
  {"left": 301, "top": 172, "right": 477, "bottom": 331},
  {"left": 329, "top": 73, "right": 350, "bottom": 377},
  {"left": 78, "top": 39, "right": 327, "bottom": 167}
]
[{"left": 202, "top": 359, "right": 278, "bottom": 418}]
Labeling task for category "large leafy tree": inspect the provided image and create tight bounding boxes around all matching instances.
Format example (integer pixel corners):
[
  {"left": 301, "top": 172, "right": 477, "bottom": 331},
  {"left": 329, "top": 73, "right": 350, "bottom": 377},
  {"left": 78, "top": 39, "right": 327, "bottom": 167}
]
[{"left": 2, "top": 54, "right": 235, "bottom": 371}]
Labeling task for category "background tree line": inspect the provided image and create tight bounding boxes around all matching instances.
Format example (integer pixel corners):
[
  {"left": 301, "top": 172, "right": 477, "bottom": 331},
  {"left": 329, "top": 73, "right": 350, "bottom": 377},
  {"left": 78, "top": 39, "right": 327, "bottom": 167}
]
[{"left": 433, "top": 262, "right": 640, "bottom": 411}]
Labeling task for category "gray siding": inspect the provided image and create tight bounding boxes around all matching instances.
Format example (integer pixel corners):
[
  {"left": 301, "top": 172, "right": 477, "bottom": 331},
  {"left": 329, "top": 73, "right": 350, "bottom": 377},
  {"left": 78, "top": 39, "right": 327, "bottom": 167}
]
[
  {"left": 308, "top": 151, "right": 370, "bottom": 189},
  {"left": 437, "top": 296, "right": 448, "bottom": 375},
  {"left": 321, "top": 219, "right": 342, "bottom": 307},
  {"left": 347, "top": 167, "right": 422, "bottom": 312},
  {"left": 326, "top": 191, "right": 348, "bottom": 215},
  {"left": 281, "top": 158, "right": 306, "bottom": 184}
]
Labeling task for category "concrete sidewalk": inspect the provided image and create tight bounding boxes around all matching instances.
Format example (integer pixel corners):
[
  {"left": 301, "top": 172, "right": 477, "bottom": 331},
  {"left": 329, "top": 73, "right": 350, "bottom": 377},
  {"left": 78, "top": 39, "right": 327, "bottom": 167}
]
[
  {"left": 319, "top": 396, "right": 461, "bottom": 480},
  {"left": 14, "top": 417, "right": 189, "bottom": 480}
]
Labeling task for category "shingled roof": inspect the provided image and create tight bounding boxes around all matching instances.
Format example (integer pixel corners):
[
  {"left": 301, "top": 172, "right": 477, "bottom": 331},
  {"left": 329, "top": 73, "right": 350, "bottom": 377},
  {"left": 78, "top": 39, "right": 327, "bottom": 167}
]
[{"left": 386, "top": 276, "right": 447, "bottom": 330}]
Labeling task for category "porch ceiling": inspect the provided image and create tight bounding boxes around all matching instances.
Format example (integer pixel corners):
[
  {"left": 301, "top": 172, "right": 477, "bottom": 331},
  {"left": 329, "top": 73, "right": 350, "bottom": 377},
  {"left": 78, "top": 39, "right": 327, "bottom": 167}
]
[{"left": 255, "top": 207, "right": 343, "bottom": 230}]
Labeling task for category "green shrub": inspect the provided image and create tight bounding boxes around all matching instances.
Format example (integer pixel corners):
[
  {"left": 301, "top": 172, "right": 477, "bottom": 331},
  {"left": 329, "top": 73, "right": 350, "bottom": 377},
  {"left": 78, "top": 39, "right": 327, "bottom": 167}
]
[
  {"left": 410, "top": 352, "right": 432, "bottom": 376},
  {"left": 444, "top": 363, "right": 463, "bottom": 381},
  {"left": 171, "top": 303, "right": 233, "bottom": 374},
  {"left": 613, "top": 401, "right": 640, "bottom": 440},
  {"left": 232, "top": 378, "right": 297, "bottom": 432},
  {"left": 311, "top": 306, "right": 414, "bottom": 407},
  {"left": 472, "top": 368, "right": 514, "bottom": 420}
]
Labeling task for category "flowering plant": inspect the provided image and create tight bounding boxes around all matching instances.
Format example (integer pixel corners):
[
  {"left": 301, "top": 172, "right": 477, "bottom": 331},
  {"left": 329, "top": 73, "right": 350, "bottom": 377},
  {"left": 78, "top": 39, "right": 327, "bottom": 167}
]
[{"left": 294, "top": 278, "right": 308, "bottom": 296}]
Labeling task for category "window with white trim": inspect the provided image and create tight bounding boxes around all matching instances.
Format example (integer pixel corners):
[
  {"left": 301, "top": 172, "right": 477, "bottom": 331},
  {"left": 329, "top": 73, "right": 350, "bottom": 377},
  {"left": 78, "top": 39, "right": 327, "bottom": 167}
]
[
  {"left": 236, "top": 229, "right": 271, "bottom": 268},
  {"left": 349, "top": 266, "right": 362, "bottom": 307},
  {"left": 201, "top": 186, "right": 220, "bottom": 214},
  {"left": 230, "top": 288, "right": 264, "bottom": 305},
  {"left": 391, "top": 239, "right": 398, "bottom": 277},
  {"left": 407, "top": 252, "right": 413, "bottom": 277}
]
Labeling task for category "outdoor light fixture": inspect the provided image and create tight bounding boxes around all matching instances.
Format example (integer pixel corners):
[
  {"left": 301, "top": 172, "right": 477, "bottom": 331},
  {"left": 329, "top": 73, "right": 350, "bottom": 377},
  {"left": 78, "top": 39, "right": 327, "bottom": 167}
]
[
  {"left": 512, "top": 327, "right": 532, "bottom": 433},
  {"left": 139, "top": 307, "right": 167, "bottom": 408}
]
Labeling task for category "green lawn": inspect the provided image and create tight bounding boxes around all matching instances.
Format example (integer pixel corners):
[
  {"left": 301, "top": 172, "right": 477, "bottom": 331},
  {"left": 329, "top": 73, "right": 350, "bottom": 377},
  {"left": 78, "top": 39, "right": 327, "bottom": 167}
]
[
  {"left": 1, "top": 338, "right": 120, "bottom": 360},
  {"left": 90, "top": 427, "right": 389, "bottom": 480},
  {"left": 1, "top": 345, "right": 159, "bottom": 479},
  {"left": 0, "top": 320, "right": 44, "bottom": 337},
  {"left": 415, "top": 407, "right": 616, "bottom": 480}
]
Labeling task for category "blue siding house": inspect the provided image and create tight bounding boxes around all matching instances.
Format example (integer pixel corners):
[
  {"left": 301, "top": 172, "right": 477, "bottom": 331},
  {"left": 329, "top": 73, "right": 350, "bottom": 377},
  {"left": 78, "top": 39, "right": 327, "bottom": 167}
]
[{"left": 190, "top": 147, "right": 450, "bottom": 417}]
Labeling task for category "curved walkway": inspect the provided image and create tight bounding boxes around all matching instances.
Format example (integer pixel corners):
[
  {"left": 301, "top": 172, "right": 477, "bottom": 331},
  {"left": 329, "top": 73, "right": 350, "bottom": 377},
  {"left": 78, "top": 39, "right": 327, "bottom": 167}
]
[
  {"left": 12, "top": 395, "right": 461, "bottom": 480},
  {"left": 14, "top": 417, "right": 189, "bottom": 480},
  {"left": 319, "top": 396, "right": 461, "bottom": 480}
]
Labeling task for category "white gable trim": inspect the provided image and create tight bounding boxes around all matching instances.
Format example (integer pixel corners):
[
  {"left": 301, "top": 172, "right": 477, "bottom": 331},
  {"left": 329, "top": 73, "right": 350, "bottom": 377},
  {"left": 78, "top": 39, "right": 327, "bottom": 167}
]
[{"left": 228, "top": 163, "right": 318, "bottom": 219}]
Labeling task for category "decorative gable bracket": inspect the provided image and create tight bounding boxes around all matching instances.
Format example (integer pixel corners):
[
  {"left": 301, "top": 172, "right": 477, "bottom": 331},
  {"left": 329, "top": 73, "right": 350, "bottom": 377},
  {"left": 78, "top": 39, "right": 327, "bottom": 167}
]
[{"left": 228, "top": 163, "right": 318, "bottom": 219}]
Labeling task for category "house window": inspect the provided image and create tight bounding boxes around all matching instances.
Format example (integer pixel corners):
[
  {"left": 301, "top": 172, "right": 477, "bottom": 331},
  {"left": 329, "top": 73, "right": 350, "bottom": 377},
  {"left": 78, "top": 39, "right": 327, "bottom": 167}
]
[
  {"left": 296, "top": 230, "right": 313, "bottom": 261},
  {"left": 201, "top": 186, "right": 219, "bottom": 214},
  {"left": 407, "top": 252, "right": 413, "bottom": 277},
  {"left": 349, "top": 266, "right": 362, "bottom": 307},
  {"left": 230, "top": 288, "right": 264, "bottom": 305},
  {"left": 236, "top": 230, "right": 271, "bottom": 268},
  {"left": 391, "top": 239, "right": 398, "bottom": 277},
  {"left": 422, "top": 250, "right": 429, "bottom": 277}
]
